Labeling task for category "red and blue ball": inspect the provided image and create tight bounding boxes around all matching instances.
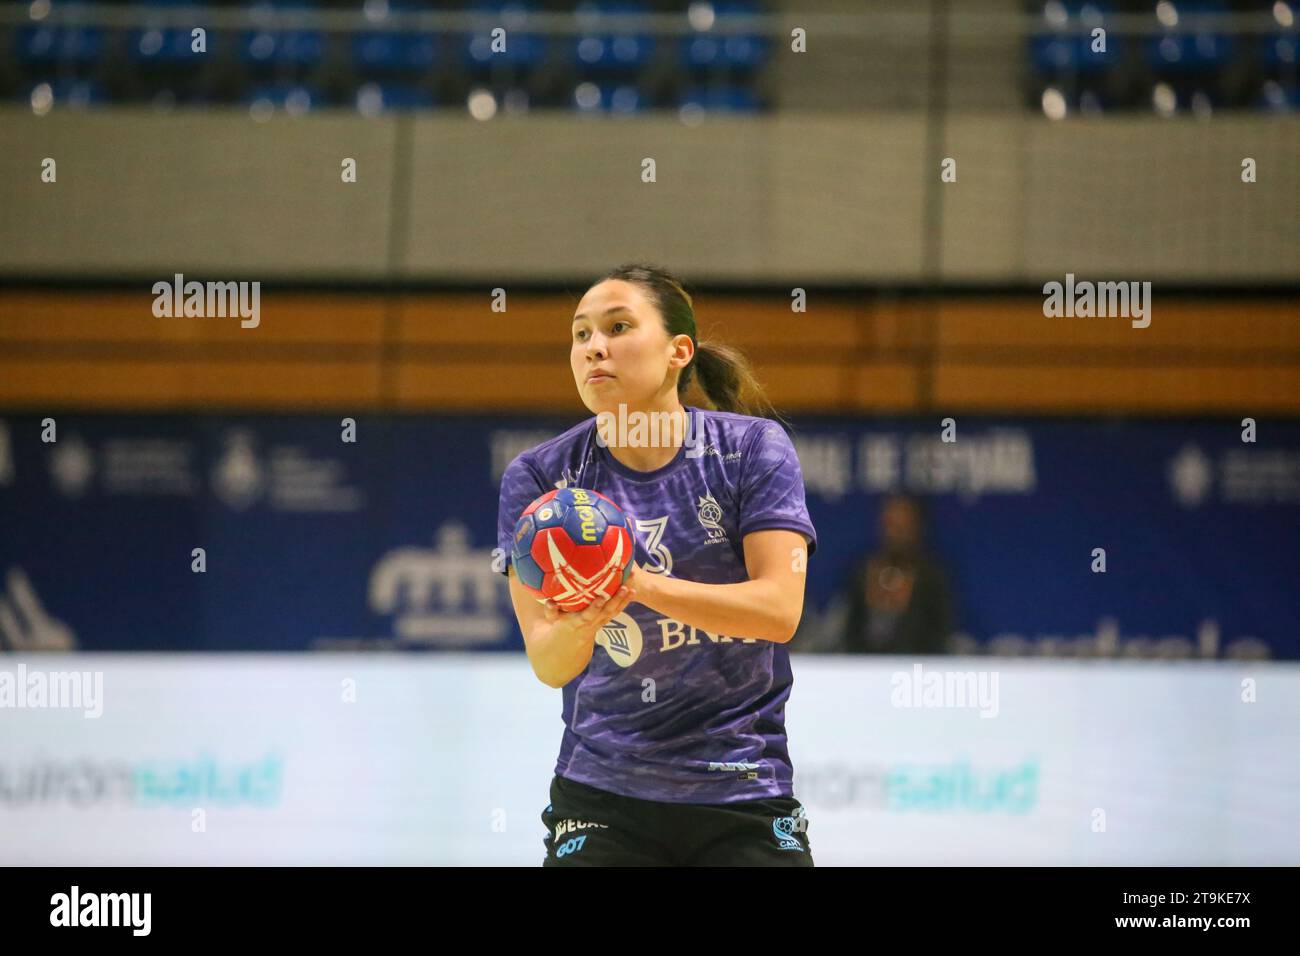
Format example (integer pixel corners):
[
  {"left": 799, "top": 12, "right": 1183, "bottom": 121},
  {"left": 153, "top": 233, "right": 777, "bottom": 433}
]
[{"left": 512, "top": 487, "right": 634, "bottom": 612}]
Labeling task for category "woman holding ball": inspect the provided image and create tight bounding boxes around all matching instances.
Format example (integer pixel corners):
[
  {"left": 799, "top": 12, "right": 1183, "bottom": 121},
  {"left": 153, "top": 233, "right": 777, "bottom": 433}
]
[{"left": 497, "top": 263, "right": 817, "bottom": 867}]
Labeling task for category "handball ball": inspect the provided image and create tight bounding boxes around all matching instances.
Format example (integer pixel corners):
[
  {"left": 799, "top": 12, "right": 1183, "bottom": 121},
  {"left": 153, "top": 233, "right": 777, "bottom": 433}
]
[{"left": 512, "top": 487, "right": 634, "bottom": 612}]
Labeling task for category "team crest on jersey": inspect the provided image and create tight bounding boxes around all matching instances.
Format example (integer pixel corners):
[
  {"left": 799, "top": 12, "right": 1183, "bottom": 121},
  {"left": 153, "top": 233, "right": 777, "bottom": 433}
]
[
  {"left": 554, "top": 466, "right": 579, "bottom": 490},
  {"left": 595, "top": 613, "right": 644, "bottom": 667},
  {"left": 697, "top": 492, "right": 728, "bottom": 545}
]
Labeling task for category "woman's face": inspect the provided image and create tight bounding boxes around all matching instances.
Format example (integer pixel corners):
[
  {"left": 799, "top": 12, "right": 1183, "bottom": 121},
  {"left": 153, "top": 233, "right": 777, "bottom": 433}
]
[{"left": 571, "top": 279, "right": 690, "bottom": 414}]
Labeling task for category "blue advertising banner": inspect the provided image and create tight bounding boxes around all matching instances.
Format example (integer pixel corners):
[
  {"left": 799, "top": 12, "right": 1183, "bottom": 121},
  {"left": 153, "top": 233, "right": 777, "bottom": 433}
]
[{"left": 0, "top": 414, "right": 1296, "bottom": 657}]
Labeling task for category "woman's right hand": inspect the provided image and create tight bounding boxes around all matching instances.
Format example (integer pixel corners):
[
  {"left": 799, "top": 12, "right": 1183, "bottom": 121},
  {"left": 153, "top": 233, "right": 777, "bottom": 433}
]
[{"left": 541, "top": 584, "right": 636, "bottom": 643}]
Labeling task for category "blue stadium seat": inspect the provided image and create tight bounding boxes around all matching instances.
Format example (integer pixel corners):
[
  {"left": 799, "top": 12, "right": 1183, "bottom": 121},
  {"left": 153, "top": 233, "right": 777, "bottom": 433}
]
[
  {"left": 1143, "top": 2, "right": 1233, "bottom": 72},
  {"left": 678, "top": 85, "right": 760, "bottom": 112},
  {"left": 1259, "top": 32, "right": 1297, "bottom": 69},
  {"left": 715, "top": 0, "right": 768, "bottom": 69},
  {"left": 679, "top": 1, "right": 769, "bottom": 70},
  {"left": 1257, "top": 80, "right": 1299, "bottom": 112},
  {"left": 719, "top": 33, "right": 769, "bottom": 69},
  {"left": 468, "top": 0, "right": 536, "bottom": 15},
  {"left": 123, "top": 1, "right": 219, "bottom": 64},
  {"left": 24, "top": 78, "right": 104, "bottom": 110},
  {"left": 241, "top": 1, "right": 324, "bottom": 67},
  {"left": 131, "top": 28, "right": 207, "bottom": 64},
  {"left": 466, "top": 31, "right": 545, "bottom": 68},
  {"left": 241, "top": 29, "right": 324, "bottom": 67},
  {"left": 571, "top": 2, "right": 654, "bottom": 71},
  {"left": 461, "top": 0, "right": 545, "bottom": 69},
  {"left": 680, "top": 35, "right": 770, "bottom": 70},
  {"left": 1147, "top": 81, "right": 1221, "bottom": 114},
  {"left": 246, "top": 83, "right": 320, "bottom": 113},
  {"left": 1029, "top": 34, "right": 1077, "bottom": 72},
  {"left": 571, "top": 81, "right": 643, "bottom": 113},
  {"left": 1037, "top": 83, "right": 1115, "bottom": 116},
  {"left": 353, "top": 31, "right": 437, "bottom": 72},
  {"left": 350, "top": 0, "right": 438, "bottom": 72},
  {"left": 680, "top": 33, "right": 719, "bottom": 68},
  {"left": 1028, "top": 1, "right": 1118, "bottom": 76},
  {"left": 354, "top": 82, "right": 435, "bottom": 113},
  {"left": 16, "top": 23, "right": 104, "bottom": 65}
]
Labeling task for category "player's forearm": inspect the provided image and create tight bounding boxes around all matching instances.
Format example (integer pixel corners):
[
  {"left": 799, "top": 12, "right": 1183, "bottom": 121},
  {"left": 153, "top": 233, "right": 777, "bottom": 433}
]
[
  {"left": 526, "top": 620, "right": 597, "bottom": 688},
  {"left": 632, "top": 572, "right": 796, "bottom": 644}
]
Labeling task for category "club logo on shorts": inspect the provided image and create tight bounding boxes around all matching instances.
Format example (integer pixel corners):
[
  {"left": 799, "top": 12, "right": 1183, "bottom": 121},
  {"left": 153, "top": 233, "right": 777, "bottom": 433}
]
[
  {"left": 772, "top": 805, "right": 809, "bottom": 851},
  {"left": 773, "top": 816, "right": 804, "bottom": 851}
]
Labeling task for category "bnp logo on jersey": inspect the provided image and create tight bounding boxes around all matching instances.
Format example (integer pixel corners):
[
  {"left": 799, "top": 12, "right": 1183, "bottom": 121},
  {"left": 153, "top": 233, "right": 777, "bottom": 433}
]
[
  {"left": 594, "top": 613, "right": 759, "bottom": 669},
  {"left": 696, "top": 493, "right": 728, "bottom": 546}
]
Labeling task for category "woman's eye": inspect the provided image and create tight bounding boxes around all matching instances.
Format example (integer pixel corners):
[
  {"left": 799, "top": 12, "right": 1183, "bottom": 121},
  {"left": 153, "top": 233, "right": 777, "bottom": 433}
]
[{"left": 576, "top": 323, "right": 625, "bottom": 340}]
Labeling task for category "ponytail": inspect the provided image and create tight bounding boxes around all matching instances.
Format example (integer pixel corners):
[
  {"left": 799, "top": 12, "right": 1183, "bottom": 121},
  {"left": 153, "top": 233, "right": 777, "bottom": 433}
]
[{"left": 690, "top": 340, "right": 779, "bottom": 422}]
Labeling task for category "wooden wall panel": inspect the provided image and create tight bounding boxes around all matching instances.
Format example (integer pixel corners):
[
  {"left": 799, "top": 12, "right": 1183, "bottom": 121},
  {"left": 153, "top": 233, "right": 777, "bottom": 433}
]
[
  {"left": 2, "top": 290, "right": 1297, "bottom": 414},
  {"left": 936, "top": 299, "right": 1300, "bottom": 352},
  {"left": 0, "top": 291, "right": 387, "bottom": 346}
]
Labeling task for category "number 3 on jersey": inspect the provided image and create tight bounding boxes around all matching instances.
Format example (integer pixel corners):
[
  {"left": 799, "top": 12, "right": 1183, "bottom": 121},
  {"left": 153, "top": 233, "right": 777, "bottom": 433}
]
[{"left": 635, "top": 516, "right": 673, "bottom": 575}]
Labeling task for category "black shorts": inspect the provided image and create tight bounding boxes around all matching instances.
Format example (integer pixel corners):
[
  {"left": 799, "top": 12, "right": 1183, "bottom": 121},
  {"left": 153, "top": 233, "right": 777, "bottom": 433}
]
[{"left": 540, "top": 774, "right": 814, "bottom": 867}]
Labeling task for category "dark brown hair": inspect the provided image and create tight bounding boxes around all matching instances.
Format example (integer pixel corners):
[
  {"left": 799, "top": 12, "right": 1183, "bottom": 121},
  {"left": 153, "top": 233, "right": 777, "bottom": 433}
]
[{"left": 595, "top": 263, "right": 782, "bottom": 422}]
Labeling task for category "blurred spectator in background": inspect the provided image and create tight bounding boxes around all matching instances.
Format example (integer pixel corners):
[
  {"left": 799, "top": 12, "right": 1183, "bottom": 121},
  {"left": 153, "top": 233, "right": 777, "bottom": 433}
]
[{"left": 841, "top": 494, "right": 954, "bottom": 654}]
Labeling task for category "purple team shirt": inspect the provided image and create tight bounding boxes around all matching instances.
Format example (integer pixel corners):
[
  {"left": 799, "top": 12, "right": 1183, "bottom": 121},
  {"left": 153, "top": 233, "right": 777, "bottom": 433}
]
[{"left": 497, "top": 405, "right": 817, "bottom": 804}]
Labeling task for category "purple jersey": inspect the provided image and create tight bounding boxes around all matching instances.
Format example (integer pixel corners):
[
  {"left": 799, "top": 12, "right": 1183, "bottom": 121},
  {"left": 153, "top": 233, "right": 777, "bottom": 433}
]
[{"left": 497, "top": 405, "right": 817, "bottom": 804}]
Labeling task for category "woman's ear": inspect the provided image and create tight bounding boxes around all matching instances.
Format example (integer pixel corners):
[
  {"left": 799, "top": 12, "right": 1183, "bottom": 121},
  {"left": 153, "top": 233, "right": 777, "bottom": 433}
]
[{"left": 670, "top": 333, "right": 695, "bottom": 369}]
